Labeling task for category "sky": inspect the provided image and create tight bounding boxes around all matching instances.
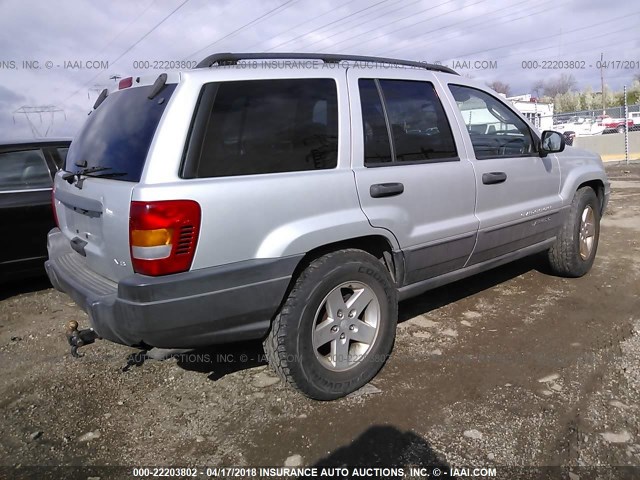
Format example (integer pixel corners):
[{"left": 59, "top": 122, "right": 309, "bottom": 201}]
[{"left": 0, "top": 0, "right": 638, "bottom": 140}]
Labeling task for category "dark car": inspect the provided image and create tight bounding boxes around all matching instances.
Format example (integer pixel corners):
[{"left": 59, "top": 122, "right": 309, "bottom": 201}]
[
  {"left": 1, "top": 138, "right": 71, "bottom": 280},
  {"left": 562, "top": 131, "right": 576, "bottom": 146}
]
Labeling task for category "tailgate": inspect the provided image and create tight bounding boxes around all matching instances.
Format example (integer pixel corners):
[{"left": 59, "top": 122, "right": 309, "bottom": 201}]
[{"left": 54, "top": 175, "right": 135, "bottom": 282}]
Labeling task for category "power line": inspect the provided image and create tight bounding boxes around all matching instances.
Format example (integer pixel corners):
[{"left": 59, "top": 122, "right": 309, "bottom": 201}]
[
  {"left": 378, "top": 0, "right": 554, "bottom": 57},
  {"left": 489, "top": 22, "right": 639, "bottom": 63},
  {"left": 299, "top": 0, "right": 425, "bottom": 51},
  {"left": 312, "top": 0, "right": 460, "bottom": 52},
  {"left": 110, "top": 0, "right": 192, "bottom": 66},
  {"left": 242, "top": 0, "right": 361, "bottom": 51},
  {"left": 443, "top": 11, "right": 638, "bottom": 61},
  {"left": 472, "top": 23, "right": 639, "bottom": 79},
  {"left": 300, "top": 0, "right": 411, "bottom": 43},
  {"left": 266, "top": 0, "right": 391, "bottom": 52},
  {"left": 61, "top": 0, "right": 192, "bottom": 105},
  {"left": 184, "top": 0, "right": 299, "bottom": 60},
  {"left": 321, "top": 0, "right": 488, "bottom": 53},
  {"left": 60, "top": 1, "right": 159, "bottom": 104},
  {"left": 95, "top": 0, "right": 158, "bottom": 57}
]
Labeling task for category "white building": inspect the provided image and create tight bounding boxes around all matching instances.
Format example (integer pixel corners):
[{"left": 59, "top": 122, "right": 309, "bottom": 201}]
[{"left": 506, "top": 94, "right": 554, "bottom": 131}]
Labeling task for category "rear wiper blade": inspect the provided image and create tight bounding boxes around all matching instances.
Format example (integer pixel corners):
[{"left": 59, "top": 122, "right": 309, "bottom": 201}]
[
  {"left": 62, "top": 165, "right": 111, "bottom": 183},
  {"left": 84, "top": 171, "right": 127, "bottom": 179},
  {"left": 62, "top": 166, "right": 128, "bottom": 188},
  {"left": 74, "top": 170, "right": 128, "bottom": 189},
  {"left": 63, "top": 166, "right": 112, "bottom": 183}
]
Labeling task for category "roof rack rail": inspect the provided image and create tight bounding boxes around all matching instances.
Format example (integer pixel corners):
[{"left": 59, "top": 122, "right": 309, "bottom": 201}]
[{"left": 195, "top": 52, "right": 458, "bottom": 75}]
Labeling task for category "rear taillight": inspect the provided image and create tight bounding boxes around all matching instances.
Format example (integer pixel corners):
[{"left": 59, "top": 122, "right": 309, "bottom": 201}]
[
  {"left": 129, "top": 200, "right": 201, "bottom": 276},
  {"left": 51, "top": 186, "right": 59, "bottom": 228}
]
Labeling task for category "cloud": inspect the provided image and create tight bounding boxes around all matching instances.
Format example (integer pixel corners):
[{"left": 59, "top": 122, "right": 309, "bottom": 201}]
[
  {"left": 0, "top": 0, "right": 637, "bottom": 142},
  {"left": 0, "top": 84, "right": 25, "bottom": 106}
]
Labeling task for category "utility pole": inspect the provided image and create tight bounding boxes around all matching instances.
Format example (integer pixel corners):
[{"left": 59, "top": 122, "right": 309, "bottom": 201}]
[
  {"left": 624, "top": 85, "right": 629, "bottom": 165},
  {"left": 13, "top": 105, "right": 66, "bottom": 138},
  {"left": 600, "top": 52, "right": 605, "bottom": 114}
]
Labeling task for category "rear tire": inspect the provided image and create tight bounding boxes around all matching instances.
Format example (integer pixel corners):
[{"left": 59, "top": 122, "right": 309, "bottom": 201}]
[
  {"left": 548, "top": 187, "right": 600, "bottom": 277},
  {"left": 263, "top": 249, "right": 398, "bottom": 400}
]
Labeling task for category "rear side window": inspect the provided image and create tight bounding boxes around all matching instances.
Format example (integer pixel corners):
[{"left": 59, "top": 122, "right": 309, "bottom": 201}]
[
  {"left": 359, "top": 79, "right": 392, "bottom": 165},
  {"left": 359, "top": 79, "right": 457, "bottom": 166},
  {"left": 380, "top": 80, "right": 457, "bottom": 162},
  {"left": 0, "top": 149, "right": 51, "bottom": 191},
  {"left": 66, "top": 84, "right": 176, "bottom": 182},
  {"left": 189, "top": 79, "right": 339, "bottom": 178}
]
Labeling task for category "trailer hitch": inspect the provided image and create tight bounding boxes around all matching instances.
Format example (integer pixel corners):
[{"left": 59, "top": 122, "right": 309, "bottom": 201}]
[{"left": 65, "top": 320, "right": 100, "bottom": 358}]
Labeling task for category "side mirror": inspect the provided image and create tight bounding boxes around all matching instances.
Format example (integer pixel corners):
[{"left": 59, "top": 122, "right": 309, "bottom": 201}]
[{"left": 540, "top": 130, "right": 565, "bottom": 156}]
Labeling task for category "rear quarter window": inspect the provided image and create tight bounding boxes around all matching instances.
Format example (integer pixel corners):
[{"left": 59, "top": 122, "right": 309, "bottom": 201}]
[
  {"left": 186, "top": 79, "right": 339, "bottom": 178},
  {"left": 66, "top": 84, "right": 176, "bottom": 182}
]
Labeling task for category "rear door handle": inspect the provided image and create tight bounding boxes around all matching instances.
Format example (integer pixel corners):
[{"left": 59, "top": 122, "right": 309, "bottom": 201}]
[
  {"left": 370, "top": 182, "right": 404, "bottom": 198},
  {"left": 482, "top": 172, "right": 507, "bottom": 185}
]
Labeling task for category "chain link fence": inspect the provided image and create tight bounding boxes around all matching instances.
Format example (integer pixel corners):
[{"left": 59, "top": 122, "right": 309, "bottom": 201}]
[
  {"left": 510, "top": 102, "right": 640, "bottom": 162},
  {"left": 552, "top": 104, "right": 640, "bottom": 133}
]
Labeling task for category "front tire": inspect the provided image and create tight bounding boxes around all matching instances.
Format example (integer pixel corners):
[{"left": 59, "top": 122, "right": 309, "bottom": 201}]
[
  {"left": 548, "top": 187, "right": 601, "bottom": 277},
  {"left": 263, "top": 249, "right": 398, "bottom": 400}
]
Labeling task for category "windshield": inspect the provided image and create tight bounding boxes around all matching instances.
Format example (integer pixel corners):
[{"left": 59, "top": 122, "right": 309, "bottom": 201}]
[{"left": 65, "top": 83, "right": 176, "bottom": 182}]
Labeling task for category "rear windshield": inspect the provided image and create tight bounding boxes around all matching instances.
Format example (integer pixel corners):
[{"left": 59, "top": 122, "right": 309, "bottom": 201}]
[{"left": 65, "top": 83, "right": 176, "bottom": 182}]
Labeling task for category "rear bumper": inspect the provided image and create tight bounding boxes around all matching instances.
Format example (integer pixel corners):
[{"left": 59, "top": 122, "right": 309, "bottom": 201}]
[{"left": 45, "top": 228, "right": 300, "bottom": 348}]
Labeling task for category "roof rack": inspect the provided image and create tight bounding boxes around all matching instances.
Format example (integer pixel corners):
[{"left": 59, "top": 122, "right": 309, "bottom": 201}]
[{"left": 195, "top": 52, "right": 458, "bottom": 75}]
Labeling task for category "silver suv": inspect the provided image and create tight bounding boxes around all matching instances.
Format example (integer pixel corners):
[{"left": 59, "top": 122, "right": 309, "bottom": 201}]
[{"left": 46, "top": 53, "right": 609, "bottom": 400}]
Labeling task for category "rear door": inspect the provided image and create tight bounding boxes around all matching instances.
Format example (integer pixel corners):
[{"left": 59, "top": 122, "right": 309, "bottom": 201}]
[
  {"left": 444, "top": 84, "right": 562, "bottom": 265},
  {"left": 347, "top": 69, "right": 478, "bottom": 285},
  {"left": 54, "top": 82, "right": 177, "bottom": 282}
]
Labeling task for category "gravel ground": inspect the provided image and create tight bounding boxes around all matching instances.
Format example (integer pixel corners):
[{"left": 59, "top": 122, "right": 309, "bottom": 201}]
[{"left": 0, "top": 164, "right": 639, "bottom": 479}]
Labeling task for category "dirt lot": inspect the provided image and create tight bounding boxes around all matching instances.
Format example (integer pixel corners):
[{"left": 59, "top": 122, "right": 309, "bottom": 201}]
[{"left": 1, "top": 164, "right": 639, "bottom": 479}]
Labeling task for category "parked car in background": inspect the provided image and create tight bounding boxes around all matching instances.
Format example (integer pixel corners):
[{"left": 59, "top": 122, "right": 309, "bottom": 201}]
[
  {"left": 562, "top": 131, "right": 576, "bottom": 146},
  {"left": 597, "top": 115, "right": 634, "bottom": 133},
  {"left": 554, "top": 116, "right": 605, "bottom": 136},
  {"left": 628, "top": 112, "right": 640, "bottom": 130},
  {"left": 1, "top": 138, "right": 71, "bottom": 280}
]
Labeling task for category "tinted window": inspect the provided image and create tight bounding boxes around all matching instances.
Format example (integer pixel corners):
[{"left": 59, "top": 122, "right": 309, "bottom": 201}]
[
  {"left": 449, "top": 84, "right": 534, "bottom": 159},
  {"left": 359, "top": 79, "right": 392, "bottom": 165},
  {"left": 55, "top": 147, "right": 68, "bottom": 169},
  {"left": 379, "top": 80, "right": 457, "bottom": 162},
  {"left": 0, "top": 149, "right": 51, "bottom": 191},
  {"left": 66, "top": 84, "right": 176, "bottom": 182},
  {"left": 194, "top": 79, "right": 338, "bottom": 178}
]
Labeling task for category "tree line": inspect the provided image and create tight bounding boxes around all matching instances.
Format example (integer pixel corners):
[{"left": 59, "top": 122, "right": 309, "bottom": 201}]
[{"left": 486, "top": 73, "right": 640, "bottom": 113}]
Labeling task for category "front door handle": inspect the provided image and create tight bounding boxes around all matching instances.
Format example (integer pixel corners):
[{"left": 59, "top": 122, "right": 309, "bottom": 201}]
[
  {"left": 482, "top": 172, "right": 507, "bottom": 185},
  {"left": 370, "top": 182, "right": 405, "bottom": 198}
]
